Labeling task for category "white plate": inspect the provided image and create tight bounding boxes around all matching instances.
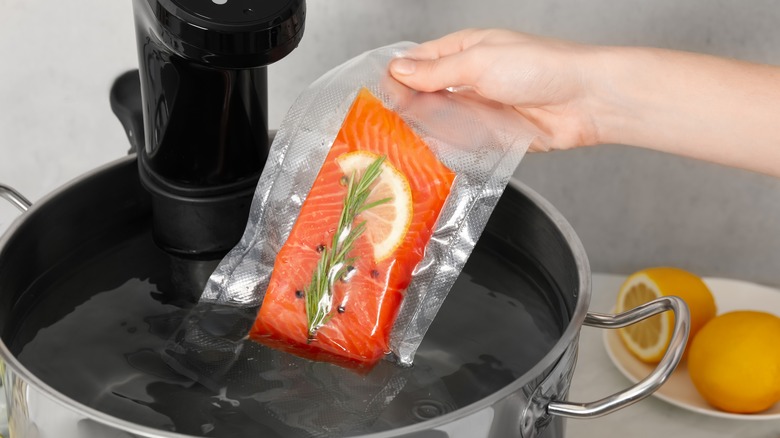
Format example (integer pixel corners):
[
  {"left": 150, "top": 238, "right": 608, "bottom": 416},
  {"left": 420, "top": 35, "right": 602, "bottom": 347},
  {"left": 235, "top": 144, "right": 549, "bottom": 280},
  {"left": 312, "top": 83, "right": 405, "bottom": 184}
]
[{"left": 603, "top": 277, "right": 780, "bottom": 420}]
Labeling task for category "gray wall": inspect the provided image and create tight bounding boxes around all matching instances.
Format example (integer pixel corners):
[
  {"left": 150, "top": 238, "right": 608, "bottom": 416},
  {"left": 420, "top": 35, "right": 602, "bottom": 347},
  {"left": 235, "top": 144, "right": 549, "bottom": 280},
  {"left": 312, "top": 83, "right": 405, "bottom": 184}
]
[{"left": 1, "top": 0, "right": 779, "bottom": 285}]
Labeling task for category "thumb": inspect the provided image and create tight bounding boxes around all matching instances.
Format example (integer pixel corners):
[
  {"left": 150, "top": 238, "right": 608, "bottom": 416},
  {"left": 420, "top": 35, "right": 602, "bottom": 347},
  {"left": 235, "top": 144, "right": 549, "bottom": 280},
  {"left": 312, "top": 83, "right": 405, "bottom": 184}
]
[{"left": 389, "top": 52, "right": 478, "bottom": 93}]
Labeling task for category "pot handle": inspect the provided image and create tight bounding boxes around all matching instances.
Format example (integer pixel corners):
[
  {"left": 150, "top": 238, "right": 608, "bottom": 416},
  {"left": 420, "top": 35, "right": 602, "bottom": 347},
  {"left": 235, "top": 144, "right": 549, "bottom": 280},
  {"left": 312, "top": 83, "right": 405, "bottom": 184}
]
[
  {"left": 0, "top": 184, "right": 32, "bottom": 212},
  {"left": 547, "top": 295, "right": 690, "bottom": 418}
]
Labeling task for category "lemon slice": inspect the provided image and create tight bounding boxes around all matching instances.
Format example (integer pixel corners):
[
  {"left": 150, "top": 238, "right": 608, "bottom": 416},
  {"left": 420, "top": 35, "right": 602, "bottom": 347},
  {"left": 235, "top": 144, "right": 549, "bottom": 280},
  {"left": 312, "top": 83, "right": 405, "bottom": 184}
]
[
  {"left": 336, "top": 151, "right": 413, "bottom": 261},
  {"left": 616, "top": 267, "right": 716, "bottom": 363}
]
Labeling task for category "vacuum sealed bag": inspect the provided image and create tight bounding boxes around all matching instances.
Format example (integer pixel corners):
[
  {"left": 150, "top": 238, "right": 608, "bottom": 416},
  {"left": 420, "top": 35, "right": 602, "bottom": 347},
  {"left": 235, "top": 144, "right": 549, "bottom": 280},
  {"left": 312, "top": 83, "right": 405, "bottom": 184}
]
[{"left": 167, "top": 42, "right": 542, "bottom": 379}]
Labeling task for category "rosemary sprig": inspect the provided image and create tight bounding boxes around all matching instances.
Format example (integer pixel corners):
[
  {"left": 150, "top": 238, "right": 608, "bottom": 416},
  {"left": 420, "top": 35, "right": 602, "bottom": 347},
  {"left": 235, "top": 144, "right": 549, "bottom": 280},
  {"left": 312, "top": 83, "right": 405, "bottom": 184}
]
[{"left": 305, "top": 155, "right": 392, "bottom": 340}]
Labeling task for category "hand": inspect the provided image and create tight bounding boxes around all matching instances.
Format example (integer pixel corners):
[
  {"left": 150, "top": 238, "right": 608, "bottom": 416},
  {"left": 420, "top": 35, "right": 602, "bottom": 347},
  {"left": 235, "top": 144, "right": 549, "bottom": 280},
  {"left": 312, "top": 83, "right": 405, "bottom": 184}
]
[
  {"left": 389, "top": 29, "right": 603, "bottom": 151},
  {"left": 390, "top": 28, "right": 780, "bottom": 177}
]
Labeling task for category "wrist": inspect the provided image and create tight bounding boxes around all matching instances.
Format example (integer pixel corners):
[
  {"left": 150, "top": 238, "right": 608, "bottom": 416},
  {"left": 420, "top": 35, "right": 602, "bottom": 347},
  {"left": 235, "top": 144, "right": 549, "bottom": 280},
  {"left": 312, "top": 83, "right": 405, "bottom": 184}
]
[{"left": 578, "top": 45, "right": 648, "bottom": 147}]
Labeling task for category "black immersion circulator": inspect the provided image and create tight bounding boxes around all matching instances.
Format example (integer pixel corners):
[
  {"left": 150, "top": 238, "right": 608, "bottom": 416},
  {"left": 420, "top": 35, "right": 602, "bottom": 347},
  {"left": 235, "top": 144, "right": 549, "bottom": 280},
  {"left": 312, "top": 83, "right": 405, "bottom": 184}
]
[{"left": 131, "top": 0, "right": 305, "bottom": 256}]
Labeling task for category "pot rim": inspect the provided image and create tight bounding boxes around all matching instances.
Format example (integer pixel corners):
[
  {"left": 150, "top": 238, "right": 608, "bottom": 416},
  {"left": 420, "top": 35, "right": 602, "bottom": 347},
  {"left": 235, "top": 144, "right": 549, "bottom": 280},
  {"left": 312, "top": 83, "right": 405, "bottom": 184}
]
[{"left": 0, "top": 155, "right": 592, "bottom": 438}]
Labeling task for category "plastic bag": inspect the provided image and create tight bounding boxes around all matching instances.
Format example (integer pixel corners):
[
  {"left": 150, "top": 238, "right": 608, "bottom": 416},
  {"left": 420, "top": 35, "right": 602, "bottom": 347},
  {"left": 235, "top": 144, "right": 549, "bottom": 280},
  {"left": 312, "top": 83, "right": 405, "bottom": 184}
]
[
  {"left": 167, "top": 41, "right": 540, "bottom": 375},
  {"left": 162, "top": 41, "right": 542, "bottom": 436},
  {"left": 182, "top": 41, "right": 539, "bottom": 368}
]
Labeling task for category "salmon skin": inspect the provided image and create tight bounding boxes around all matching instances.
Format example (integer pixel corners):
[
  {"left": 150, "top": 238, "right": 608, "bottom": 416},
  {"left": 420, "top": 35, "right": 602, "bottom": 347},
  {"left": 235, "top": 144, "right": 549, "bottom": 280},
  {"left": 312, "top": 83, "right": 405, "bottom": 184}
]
[{"left": 250, "top": 88, "right": 455, "bottom": 370}]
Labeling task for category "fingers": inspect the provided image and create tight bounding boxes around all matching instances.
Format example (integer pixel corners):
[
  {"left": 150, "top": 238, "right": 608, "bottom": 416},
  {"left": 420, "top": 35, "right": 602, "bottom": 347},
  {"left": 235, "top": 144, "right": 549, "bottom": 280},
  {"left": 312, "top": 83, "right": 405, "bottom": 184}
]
[
  {"left": 401, "top": 28, "right": 488, "bottom": 60},
  {"left": 389, "top": 50, "right": 482, "bottom": 92},
  {"left": 390, "top": 28, "right": 520, "bottom": 92}
]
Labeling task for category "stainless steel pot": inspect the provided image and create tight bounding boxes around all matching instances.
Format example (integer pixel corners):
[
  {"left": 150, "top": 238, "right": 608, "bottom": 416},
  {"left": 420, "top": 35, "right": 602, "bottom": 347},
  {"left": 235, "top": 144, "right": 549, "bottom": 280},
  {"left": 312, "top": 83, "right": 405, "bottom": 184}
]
[{"left": 0, "top": 156, "right": 689, "bottom": 438}]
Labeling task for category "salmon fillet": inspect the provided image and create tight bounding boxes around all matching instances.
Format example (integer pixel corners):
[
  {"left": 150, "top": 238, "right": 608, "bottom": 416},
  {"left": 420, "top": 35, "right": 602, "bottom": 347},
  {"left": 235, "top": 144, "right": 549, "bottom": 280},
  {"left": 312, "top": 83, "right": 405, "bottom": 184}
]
[{"left": 250, "top": 88, "right": 455, "bottom": 369}]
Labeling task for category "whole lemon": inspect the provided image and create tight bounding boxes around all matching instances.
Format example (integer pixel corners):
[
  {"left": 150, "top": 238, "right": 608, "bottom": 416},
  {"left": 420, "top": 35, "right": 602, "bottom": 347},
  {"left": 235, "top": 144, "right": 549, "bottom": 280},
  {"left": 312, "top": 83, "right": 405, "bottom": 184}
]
[
  {"left": 688, "top": 310, "right": 780, "bottom": 413},
  {"left": 617, "top": 267, "right": 717, "bottom": 363}
]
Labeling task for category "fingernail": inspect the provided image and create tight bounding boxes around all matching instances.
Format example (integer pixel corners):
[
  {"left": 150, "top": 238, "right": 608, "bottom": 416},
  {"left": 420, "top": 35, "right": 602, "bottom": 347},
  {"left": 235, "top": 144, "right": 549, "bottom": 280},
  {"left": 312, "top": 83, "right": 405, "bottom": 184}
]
[{"left": 391, "top": 58, "right": 416, "bottom": 75}]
